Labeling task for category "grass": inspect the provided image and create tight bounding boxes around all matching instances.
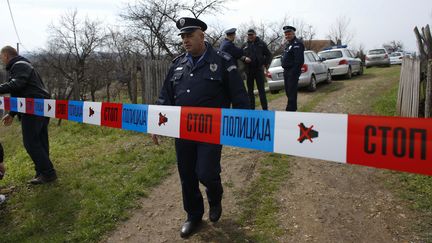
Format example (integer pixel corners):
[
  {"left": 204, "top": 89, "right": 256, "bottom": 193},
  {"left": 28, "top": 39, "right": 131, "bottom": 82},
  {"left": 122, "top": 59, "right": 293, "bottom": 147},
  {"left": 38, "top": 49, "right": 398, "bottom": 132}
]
[
  {"left": 0, "top": 120, "right": 176, "bottom": 243},
  {"left": 237, "top": 154, "right": 291, "bottom": 242},
  {"left": 372, "top": 74, "right": 432, "bottom": 242}
]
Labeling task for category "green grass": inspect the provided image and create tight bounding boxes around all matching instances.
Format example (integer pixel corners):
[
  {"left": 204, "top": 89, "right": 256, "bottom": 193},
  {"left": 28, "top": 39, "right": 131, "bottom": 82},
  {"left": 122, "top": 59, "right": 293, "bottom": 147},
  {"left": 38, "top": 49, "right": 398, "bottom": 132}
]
[
  {"left": 0, "top": 121, "right": 176, "bottom": 243},
  {"left": 237, "top": 154, "right": 291, "bottom": 242},
  {"left": 372, "top": 72, "right": 432, "bottom": 242}
]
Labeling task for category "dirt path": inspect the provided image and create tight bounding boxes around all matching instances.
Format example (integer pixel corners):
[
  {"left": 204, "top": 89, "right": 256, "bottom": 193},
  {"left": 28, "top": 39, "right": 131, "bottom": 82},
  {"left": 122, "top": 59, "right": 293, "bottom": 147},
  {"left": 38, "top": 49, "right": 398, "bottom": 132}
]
[{"left": 104, "top": 68, "right": 420, "bottom": 242}]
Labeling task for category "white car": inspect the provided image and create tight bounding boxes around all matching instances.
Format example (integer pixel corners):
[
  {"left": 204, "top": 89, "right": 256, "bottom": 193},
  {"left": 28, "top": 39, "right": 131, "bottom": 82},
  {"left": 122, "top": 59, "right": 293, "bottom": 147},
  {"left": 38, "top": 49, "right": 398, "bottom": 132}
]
[
  {"left": 389, "top": 52, "right": 403, "bottom": 65},
  {"left": 318, "top": 45, "right": 363, "bottom": 79},
  {"left": 267, "top": 50, "right": 331, "bottom": 93}
]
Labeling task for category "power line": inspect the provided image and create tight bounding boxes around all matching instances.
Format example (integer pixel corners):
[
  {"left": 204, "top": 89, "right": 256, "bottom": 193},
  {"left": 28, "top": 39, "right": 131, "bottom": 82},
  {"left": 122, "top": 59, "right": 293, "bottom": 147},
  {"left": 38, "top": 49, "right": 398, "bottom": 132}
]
[{"left": 6, "top": 0, "right": 29, "bottom": 52}]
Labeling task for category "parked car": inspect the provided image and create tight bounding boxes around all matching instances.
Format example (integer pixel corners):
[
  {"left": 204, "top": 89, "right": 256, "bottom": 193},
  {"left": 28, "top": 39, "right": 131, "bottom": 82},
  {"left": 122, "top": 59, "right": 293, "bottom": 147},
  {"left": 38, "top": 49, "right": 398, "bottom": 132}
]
[
  {"left": 389, "top": 52, "right": 403, "bottom": 65},
  {"left": 317, "top": 45, "right": 363, "bottom": 79},
  {"left": 365, "top": 48, "right": 390, "bottom": 67},
  {"left": 267, "top": 50, "right": 331, "bottom": 93}
]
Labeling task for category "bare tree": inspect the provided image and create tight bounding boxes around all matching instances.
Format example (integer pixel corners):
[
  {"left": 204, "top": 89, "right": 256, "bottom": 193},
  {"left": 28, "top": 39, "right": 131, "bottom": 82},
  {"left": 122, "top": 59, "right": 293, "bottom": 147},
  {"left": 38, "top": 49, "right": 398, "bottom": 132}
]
[
  {"left": 383, "top": 40, "right": 404, "bottom": 53},
  {"left": 183, "top": 0, "right": 229, "bottom": 18},
  {"left": 327, "top": 16, "right": 354, "bottom": 46},
  {"left": 44, "top": 10, "right": 105, "bottom": 100}
]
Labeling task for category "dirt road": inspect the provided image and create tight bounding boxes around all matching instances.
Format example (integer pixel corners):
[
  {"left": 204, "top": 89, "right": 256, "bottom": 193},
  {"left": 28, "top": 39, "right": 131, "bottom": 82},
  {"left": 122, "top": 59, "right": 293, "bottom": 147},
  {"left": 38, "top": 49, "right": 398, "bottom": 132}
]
[{"left": 103, "top": 67, "right": 422, "bottom": 243}]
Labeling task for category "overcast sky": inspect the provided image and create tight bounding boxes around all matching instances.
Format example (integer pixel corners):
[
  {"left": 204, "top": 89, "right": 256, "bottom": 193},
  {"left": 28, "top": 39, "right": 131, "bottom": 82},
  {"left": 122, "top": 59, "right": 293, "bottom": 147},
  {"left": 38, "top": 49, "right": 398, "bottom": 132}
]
[{"left": 1, "top": 0, "right": 431, "bottom": 53}]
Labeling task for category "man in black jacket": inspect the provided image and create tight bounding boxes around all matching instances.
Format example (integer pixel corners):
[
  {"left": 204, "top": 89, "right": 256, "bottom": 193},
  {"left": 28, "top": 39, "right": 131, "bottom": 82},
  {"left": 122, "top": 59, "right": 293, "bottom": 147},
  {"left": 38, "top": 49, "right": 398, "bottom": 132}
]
[
  {"left": 0, "top": 46, "right": 56, "bottom": 185},
  {"left": 242, "top": 29, "right": 272, "bottom": 110}
]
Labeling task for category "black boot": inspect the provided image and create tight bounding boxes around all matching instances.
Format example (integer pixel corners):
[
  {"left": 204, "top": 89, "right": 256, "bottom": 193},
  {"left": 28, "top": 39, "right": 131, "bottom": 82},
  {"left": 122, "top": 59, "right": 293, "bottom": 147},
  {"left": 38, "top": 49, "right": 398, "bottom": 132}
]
[
  {"left": 180, "top": 219, "right": 202, "bottom": 238},
  {"left": 209, "top": 203, "right": 222, "bottom": 222}
]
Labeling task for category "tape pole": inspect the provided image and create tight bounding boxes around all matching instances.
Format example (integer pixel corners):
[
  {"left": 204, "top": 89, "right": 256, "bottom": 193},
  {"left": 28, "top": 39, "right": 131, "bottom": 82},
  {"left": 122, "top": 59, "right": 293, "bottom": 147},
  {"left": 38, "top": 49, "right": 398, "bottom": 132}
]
[{"left": 0, "top": 96, "right": 431, "bottom": 176}]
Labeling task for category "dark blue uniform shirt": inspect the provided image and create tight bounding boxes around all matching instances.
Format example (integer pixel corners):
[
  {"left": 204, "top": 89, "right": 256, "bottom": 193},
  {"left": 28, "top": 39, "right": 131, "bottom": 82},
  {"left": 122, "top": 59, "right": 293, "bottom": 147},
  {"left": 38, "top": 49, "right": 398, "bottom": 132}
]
[
  {"left": 219, "top": 38, "right": 244, "bottom": 60},
  {"left": 281, "top": 37, "right": 305, "bottom": 69},
  {"left": 157, "top": 43, "right": 250, "bottom": 109}
]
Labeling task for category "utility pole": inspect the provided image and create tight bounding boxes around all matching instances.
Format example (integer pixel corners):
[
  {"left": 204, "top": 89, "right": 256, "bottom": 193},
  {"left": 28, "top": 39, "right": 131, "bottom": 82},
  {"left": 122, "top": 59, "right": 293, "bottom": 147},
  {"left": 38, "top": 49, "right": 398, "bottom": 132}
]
[{"left": 16, "top": 43, "right": 19, "bottom": 54}]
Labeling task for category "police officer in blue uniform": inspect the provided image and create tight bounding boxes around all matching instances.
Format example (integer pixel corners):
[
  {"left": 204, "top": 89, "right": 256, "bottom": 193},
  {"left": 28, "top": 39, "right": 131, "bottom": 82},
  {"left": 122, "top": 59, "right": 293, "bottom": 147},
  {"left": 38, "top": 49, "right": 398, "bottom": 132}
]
[
  {"left": 219, "top": 28, "right": 250, "bottom": 65},
  {"left": 154, "top": 17, "right": 249, "bottom": 238},
  {"left": 281, "top": 26, "right": 305, "bottom": 111},
  {"left": 242, "top": 29, "right": 272, "bottom": 110}
]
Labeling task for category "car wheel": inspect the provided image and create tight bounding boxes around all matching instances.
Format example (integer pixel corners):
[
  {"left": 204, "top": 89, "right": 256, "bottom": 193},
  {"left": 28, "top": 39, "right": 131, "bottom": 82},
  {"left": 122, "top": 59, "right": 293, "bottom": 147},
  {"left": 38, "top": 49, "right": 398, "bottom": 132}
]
[
  {"left": 308, "top": 75, "right": 317, "bottom": 92},
  {"left": 345, "top": 67, "right": 352, "bottom": 79},
  {"left": 270, "top": 90, "right": 279, "bottom": 94},
  {"left": 325, "top": 70, "right": 332, "bottom": 84},
  {"left": 358, "top": 64, "right": 364, "bottom": 75}
]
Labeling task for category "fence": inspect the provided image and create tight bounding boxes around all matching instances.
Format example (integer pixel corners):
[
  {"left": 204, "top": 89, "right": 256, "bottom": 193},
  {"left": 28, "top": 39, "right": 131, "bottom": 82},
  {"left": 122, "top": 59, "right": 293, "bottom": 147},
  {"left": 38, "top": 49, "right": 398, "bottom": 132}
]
[
  {"left": 397, "top": 57, "right": 421, "bottom": 117},
  {"left": 139, "top": 59, "right": 171, "bottom": 104}
]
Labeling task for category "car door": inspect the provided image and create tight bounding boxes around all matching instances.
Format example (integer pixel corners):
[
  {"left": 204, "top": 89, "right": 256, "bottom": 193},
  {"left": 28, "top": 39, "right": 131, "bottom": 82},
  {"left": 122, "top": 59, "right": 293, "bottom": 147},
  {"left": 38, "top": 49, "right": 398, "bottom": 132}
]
[
  {"left": 348, "top": 50, "right": 361, "bottom": 72},
  {"left": 311, "top": 52, "right": 327, "bottom": 81}
]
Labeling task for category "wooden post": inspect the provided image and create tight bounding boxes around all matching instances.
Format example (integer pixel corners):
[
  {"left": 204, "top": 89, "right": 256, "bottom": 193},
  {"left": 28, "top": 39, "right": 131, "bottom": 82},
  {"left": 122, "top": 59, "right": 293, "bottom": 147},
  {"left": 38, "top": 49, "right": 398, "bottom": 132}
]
[{"left": 426, "top": 60, "right": 432, "bottom": 118}]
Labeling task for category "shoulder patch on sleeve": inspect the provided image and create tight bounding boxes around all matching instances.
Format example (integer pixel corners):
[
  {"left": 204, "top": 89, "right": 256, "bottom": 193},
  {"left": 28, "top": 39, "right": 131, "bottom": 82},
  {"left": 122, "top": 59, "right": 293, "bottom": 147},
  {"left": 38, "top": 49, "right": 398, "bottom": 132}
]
[
  {"left": 227, "top": 65, "right": 237, "bottom": 72},
  {"left": 216, "top": 50, "right": 232, "bottom": 61},
  {"left": 172, "top": 53, "right": 186, "bottom": 63}
]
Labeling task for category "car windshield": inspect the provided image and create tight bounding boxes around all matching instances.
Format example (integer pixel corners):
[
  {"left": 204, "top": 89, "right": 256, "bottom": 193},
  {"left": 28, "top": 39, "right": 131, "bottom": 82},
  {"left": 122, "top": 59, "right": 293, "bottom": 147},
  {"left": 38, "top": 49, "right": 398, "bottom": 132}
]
[
  {"left": 318, "top": 51, "right": 342, "bottom": 60},
  {"left": 390, "top": 52, "right": 402, "bottom": 57},
  {"left": 270, "top": 58, "right": 281, "bottom": 68},
  {"left": 368, "top": 49, "right": 386, "bottom": 55}
]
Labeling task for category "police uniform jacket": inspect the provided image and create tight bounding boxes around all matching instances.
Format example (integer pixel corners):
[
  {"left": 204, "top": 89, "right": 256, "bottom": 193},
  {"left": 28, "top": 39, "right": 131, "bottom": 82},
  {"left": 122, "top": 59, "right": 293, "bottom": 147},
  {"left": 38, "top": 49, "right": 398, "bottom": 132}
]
[
  {"left": 219, "top": 39, "right": 244, "bottom": 60},
  {"left": 157, "top": 43, "right": 250, "bottom": 109},
  {"left": 281, "top": 37, "right": 305, "bottom": 69}
]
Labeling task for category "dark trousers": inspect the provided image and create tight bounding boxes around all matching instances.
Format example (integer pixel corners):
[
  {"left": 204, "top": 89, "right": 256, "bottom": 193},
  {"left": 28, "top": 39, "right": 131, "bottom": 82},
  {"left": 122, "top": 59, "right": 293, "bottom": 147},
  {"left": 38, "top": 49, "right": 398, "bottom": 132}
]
[
  {"left": 21, "top": 114, "right": 56, "bottom": 177},
  {"left": 0, "top": 142, "right": 3, "bottom": 162},
  {"left": 175, "top": 139, "right": 223, "bottom": 222},
  {"left": 246, "top": 68, "right": 268, "bottom": 110},
  {"left": 284, "top": 68, "right": 301, "bottom": 111}
]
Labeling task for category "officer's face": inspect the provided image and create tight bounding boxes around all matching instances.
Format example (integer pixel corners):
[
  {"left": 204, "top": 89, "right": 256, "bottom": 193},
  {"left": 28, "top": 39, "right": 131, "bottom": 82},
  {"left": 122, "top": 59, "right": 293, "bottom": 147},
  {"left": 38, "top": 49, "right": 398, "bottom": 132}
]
[
  {"left": 181, "top": 30, "right": 205, "bottom": 55},
  {"left": 285, "top": 31, "right": 295, "bottom": 41}
]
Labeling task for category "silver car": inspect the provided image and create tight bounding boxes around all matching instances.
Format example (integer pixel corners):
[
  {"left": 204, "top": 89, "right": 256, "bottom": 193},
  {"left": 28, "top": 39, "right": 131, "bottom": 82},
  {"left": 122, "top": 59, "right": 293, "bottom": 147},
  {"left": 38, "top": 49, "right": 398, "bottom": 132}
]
[
  {"left": 267, "top": 51, "right": 331, "bottom": 93},
  {"left": 318, "top": 46, "right": 363, "bottom": 79},
  {"left": 365, "top": 48, "right": 390, "bottom": 67}
]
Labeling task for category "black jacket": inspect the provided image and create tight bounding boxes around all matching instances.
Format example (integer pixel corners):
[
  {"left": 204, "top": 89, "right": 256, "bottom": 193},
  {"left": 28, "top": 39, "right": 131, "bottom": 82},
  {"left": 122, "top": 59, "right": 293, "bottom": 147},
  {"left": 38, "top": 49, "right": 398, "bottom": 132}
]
[
  {"left": 0, "top": 56, "right": 50, "bottom": 99},
  {"left": 242, "top": 37, "right": 272, "bottom": 69},
  {"left": 157, "top": 43, "right": 249, "bottom": 109}
]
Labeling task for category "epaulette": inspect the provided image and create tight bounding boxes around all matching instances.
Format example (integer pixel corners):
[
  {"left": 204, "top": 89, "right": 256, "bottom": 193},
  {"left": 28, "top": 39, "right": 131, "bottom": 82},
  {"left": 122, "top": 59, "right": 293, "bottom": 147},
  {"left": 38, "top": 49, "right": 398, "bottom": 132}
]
[
  {"left": 172, "top": 53, "right": 186, "bottom": 63},
  {"left": 216, "top": 50, "right": 232, "bottom": 61}
]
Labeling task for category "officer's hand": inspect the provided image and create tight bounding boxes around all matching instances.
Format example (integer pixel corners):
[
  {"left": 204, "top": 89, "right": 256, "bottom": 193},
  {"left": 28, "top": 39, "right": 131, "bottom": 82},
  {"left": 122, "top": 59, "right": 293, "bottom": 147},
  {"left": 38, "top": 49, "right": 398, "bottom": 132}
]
[
  {"left": 151, "top": 134, "right": 160, "bottom": 146},
  {"left": 0, "top": 163, "right": 5, "bottom": 180},
  {"left": 244, "top": 57, "right": 252, "bottom": 63},
  {"left": 2, "top": 114, "right": 14, "bottom": 127}
]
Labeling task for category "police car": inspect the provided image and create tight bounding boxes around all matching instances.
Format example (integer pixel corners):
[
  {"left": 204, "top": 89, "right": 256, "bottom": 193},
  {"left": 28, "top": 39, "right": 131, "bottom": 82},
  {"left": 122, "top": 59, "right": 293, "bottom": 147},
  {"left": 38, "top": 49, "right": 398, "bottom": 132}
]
[
  {"left": 318, "top": 45, "right": 363, "bottom": 79},
  {"left": 267, "top": 50, "right": 331, "bottom": 93}
]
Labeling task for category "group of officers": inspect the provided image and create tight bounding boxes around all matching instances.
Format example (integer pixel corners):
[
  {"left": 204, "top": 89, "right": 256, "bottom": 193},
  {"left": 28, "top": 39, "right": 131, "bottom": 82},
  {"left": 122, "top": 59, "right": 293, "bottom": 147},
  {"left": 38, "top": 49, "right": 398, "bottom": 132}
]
[
  {"left": 0, "top": 16, "right": 304, "bottom": 239},
  {"left": 154, "top": 17, "right": 305, "bottom": 238}
]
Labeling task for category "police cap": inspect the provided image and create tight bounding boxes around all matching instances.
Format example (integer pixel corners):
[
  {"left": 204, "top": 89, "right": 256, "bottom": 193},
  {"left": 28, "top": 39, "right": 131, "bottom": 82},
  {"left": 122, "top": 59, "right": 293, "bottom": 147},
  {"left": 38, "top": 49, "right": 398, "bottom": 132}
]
[
  {"left": 283, "top": 26, "right": 296, "bottom": 33},
  {"left": 176, "top": 17, "right": 208, "bottom": 35},
  {"left": 225, "top": 28, "right": 237, "bottom": 35}
]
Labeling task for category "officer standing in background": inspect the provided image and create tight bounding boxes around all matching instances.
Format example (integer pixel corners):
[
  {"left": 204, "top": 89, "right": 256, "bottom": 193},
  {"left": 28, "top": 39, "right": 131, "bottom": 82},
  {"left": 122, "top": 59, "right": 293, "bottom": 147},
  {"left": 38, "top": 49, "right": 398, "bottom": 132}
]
[
  {"left": 219, "top": 28, "right": 251, "bottom": 65},
  {"left": 0, "top": 46, "right": 56, "bottom": 185},
  {"left": 153, "top": 17, "right": 249, "bottom": 238},
  {"left": 242, "top": 29, "right": 272, "bottom": 110},
  {"left": 281, "top": 26, "right": 305, "bottom": 111}
]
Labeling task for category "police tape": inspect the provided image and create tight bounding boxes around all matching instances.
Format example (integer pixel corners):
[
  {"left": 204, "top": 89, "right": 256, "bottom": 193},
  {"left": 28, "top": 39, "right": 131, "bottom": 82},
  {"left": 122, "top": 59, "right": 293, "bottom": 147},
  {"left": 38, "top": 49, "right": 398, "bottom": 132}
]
[{"left": 0, "top": 96, "right": 431, "bottom": 176}]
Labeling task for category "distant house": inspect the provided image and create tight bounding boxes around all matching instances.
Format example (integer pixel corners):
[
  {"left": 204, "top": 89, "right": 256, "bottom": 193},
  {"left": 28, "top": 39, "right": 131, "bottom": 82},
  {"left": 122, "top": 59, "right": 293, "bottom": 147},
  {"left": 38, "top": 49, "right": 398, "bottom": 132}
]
[{"left": 303, "top": 40, "right": 336, "bottom": 52}]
